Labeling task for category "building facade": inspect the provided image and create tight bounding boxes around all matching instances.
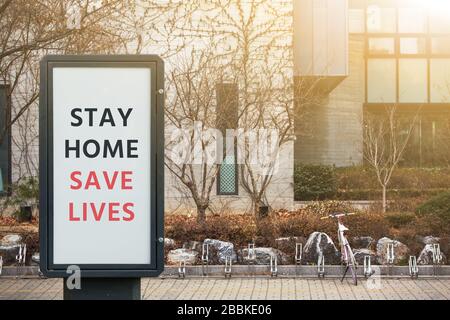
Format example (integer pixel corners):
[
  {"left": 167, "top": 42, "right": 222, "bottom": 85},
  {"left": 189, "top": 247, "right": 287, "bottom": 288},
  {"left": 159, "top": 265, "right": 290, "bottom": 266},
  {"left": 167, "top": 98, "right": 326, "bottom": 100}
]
[
  {"left": 1, "top": 0, "right": 450, "bottom": 214},
  {"left": 295, "top": 0, "right": 450, "bottom": 168}
]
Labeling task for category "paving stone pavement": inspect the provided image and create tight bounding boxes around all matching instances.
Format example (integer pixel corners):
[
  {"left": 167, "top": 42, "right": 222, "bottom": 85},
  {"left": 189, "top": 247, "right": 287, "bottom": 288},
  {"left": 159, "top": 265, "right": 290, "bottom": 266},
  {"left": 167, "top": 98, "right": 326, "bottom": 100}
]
[{"left": 0, "top": 277, "right": 449, "bottom": 300}]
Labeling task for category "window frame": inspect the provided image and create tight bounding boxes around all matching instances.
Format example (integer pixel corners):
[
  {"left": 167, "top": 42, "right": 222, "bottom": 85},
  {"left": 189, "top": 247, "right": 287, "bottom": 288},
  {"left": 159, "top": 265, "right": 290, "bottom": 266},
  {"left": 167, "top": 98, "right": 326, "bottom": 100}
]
[
  {"left": 363, "top": 4, "right": 450, "bottom": 104},
  {"left": 0, "top": 84, "right": 12, "bottom": 197},
  {"left": 216, "top": 143, "right": 239, "bottom": 196},
  {"left": 215, "top": 83, "right": 239, "bottom": 196}
]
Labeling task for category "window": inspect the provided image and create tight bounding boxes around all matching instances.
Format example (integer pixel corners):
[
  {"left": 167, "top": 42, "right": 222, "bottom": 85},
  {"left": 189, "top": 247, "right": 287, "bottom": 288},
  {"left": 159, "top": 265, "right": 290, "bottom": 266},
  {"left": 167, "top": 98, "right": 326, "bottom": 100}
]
[
  {"left": 400, "top": 38, "right": 427, "bottom": 55},
  {"left": 0, "top": 85, "right": 11, "bottom": 194},
  {"left": 367, "top": 59, "right": 396, "bottom": 102},
  {"left": 367, "top": 5, "right": 396, "bottom": 33},
  {"left": 216, "top": 83, "right": 238, "bottom": 195},
  {"left": 368, "top": 38, "right": 395, "bottom": 55},
  {"left": 432, "top": 37, "right": 450, "bottom": 54},
  {"left": 398, "top": 8, "right": 426, "bottom": 33},
  {"left": 349, "top": 9, "right": 365, "bottom": 33},
  {"left": 430, "top": 59, "right": 450, "bottom": 102},
  {"left": 399, "top": 59, "right": 427, "bottom": 103},
  {"left": 429, "top": 6, "right": 450, "bottom": 34}
]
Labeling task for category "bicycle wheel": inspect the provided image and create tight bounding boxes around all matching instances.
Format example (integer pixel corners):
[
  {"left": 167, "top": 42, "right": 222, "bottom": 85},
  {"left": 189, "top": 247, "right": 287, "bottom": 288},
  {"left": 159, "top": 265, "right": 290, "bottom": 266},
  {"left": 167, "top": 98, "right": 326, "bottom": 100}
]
[{"left": 345, "top": 246, "right": 358, "bottom": 286}]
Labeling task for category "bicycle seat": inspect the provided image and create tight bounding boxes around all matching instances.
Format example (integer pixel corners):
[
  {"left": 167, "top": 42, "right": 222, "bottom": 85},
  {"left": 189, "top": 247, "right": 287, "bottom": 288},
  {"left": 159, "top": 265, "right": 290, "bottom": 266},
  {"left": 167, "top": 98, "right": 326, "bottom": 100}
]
[{"left": 332, "top": 212, "right": 355, "bottom": 217}]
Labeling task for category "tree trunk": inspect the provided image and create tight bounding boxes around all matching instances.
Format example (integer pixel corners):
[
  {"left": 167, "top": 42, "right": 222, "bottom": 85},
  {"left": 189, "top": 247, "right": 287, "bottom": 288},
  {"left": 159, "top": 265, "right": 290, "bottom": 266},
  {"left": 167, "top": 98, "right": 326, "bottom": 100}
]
[
  {"left": 382, "top": 185, "right": 387, "bottom": 213},
  {"left": 253, "top": 198, "right": 261, "bottom": 220},
  {"left": 197, "top": 205, "right": 207, "bottom": 224}
]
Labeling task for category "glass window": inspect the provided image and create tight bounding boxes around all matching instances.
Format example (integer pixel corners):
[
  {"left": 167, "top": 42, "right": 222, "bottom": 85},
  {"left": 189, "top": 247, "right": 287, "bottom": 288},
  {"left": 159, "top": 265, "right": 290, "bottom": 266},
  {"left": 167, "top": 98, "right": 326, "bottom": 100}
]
[
  {"left": 368, "top": 38, "right": 395, "bottom": 54},
  {"left": 216, "top": 83, "right": 238, "bottom": 195},
  {"left": 367, "top": 5, "right": 396, "bottom": 33},
  {"left": 0, "top": 85, "right": 11, "bottom": 193},
  {"left": 430, "top": 59, "right": 450, "bottom": 103},
  {"left": 400, "top": 38, "right": 427, "bottom": 55},
  {"left": 349, "top": 9, "right": 365, "bottom": 33},
  {"left": 367, "top": 59, "right": 396, "bottom": 103},
  {"left": 399, "top": 59, "right": 427, "bottom": 103},
  {"left": 429, "top": 5, "right": 450, "bottom": 34},
  {"left": 432, "top": 37, "right": 450, "bottom": 54},
  {"left": 218, "top": 155, "right": 237, "bottom": 194},
  {"left": 398, "top": 8, "right": 426, "bottom": 33}
]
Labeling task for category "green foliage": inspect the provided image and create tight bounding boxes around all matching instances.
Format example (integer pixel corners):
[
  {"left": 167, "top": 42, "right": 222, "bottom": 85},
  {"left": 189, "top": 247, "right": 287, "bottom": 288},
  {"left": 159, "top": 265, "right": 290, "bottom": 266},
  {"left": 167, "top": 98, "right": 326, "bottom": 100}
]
[
  {"left": 335, "top": 188, "right": 446, "bottom": 201},
  {"left": 384, "top": 212, "right": 416, "bottom": 228},
  {"left": 294, "top": 164, "right": 337, "bottom": 201},
  {"left": 8, "top": 176, "right": 39, "bottom": 206},
  {"left": 336, "top": 166, "right": 450, "bottom": 190},
  {"left": 415, "top": 191, "right": 450, "bottom": 224},
  {"left": 294, "top": 164, "right": 450, "bottom": 201}
]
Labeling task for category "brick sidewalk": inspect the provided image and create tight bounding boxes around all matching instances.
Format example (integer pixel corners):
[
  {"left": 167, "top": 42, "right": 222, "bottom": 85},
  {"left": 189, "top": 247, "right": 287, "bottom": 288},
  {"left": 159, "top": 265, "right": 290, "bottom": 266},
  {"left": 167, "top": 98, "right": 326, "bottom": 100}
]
[{"left": 0, "top": 277, "right": 449, "bottom": 300}]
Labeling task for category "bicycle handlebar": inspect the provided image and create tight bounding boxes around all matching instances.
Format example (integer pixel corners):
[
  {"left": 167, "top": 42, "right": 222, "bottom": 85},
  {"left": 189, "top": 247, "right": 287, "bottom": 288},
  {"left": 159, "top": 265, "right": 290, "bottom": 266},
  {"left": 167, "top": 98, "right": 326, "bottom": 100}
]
[{"left": 320, "top": 212, "right": 357, "bottom": 220}]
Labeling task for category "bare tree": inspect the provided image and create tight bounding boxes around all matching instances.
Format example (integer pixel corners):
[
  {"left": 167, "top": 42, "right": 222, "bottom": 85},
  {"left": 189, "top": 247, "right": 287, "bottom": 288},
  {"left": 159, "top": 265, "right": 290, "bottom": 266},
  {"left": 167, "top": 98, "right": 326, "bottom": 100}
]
[
  {"left": 202, "top": 0, "right": 294, "bottom": 219},
  {"left": 362, "top": 106, "right": 419, "bottom": 213},
  {"left": 171, "top": 0, "right": 321, "bottom": 219},
  {"left": 0, "top": 0, "right": 189, "bottom": 183},
  {"left": 165, "top": 48, "right": 225, "bottom": 223}
]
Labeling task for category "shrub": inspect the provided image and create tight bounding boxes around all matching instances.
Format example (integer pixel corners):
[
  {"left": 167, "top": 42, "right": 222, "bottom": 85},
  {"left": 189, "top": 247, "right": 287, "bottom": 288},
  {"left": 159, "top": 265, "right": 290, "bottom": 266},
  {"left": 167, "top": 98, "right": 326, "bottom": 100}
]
[
  {"left": 294, "top": 164, "right": 337, "bottom": 201},
  {"left": 384, "top": 212, "right": 416, "bottom": 228},
  {"left": 303, "top": 200, "right": 356, "bottom": 216},
  {"left": 335, "top": 188, "right": 446, "bottom": 201},
  {"left": 335, "top": 166, "right": 450, "bottom": 190},
  {"left": 165, "top": 209, "right": 392, "bottom": 252},
  {"left": 415, "top": 191, "right": 450, "bottom": 224},
  {"left": 165, "top": 214, "right": 257, "bottom": 248},
  {"left": 294, "top": 165, "right": 450, "bottom": 201}
]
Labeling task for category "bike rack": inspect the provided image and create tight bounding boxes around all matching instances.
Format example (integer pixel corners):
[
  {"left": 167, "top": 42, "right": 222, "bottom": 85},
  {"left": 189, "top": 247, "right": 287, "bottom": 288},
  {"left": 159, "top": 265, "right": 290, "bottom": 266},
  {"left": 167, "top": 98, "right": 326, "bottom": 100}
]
[
  {"left": 270, "top": 255, "right": 278, "bottom": 277},
  {"left": 178, "top": 260, "right": 186, "bottom": 279},
  {"left": 363, "top": 255, "right": 373, "bottom": 278},
  {"left": 247, "top": 243, "right": 256, "bottom": 261},
  {"left": 386, "top": 242, "right": 395, "bottom": 275},
  {"left": 317, "top": 252, "right": 325, "bottom": 278},
  {"left": 201, "top": 243, "right": 209, "bottom": 276},
  {"left": 409, "top": 256, "right": 419, "bottom": 279},
  {"left": 224, "top": 256, "right": 232, "bottom": 278},
  {"left": 15, "top": 244, "right": 27, "bottom": 279},
  {"left": 0, "top": 256, "right": 3, "bottom": 276},
  {"left": 432, "top": 243, "right": 442, "bottom": 276},
  {"left": 295, "top": 243, "right": 302, "bottom": 265},
  {"left": 247, "top": 243, "right": 256, "bottom": 275}
]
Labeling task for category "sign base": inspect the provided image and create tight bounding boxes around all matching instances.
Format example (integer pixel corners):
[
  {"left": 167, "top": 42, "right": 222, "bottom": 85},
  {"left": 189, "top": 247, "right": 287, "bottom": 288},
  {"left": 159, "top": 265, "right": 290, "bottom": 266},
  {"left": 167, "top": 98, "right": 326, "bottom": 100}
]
[{"left": 63, "top": 278, "right": 141, "bottom": 300}]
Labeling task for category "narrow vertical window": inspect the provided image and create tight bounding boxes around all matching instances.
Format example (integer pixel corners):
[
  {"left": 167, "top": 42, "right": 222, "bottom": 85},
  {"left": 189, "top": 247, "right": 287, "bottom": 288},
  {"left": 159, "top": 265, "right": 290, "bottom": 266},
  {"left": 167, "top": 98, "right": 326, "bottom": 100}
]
[
  {"left": 216, "top": 83, "right": 238, "bottom": 195},
  {"left": 0, "top": 85, "right": 11, "bottom": 194}
]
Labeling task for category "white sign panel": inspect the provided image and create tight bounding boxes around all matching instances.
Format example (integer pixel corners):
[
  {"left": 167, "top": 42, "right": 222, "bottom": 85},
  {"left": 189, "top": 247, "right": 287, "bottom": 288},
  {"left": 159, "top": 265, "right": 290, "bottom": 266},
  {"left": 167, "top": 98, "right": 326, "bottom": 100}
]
[{"left": 52, "top": 67, "right": 151, "bottom": 264}]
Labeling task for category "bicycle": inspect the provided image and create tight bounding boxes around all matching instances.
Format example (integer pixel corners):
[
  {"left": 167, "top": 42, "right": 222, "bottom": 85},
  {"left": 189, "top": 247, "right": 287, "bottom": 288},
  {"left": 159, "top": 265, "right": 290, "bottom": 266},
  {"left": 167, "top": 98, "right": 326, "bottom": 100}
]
[{"left": 321, "top": 212, "right": 358, "bottom": 286}]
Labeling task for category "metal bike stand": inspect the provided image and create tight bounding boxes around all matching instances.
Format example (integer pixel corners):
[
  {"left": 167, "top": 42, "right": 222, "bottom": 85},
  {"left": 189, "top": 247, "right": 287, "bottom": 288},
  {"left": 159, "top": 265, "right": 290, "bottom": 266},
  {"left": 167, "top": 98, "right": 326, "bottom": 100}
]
[
  {"left": 15, "top": 244, "right": 27, "bottom": 279},
  {"left": 295, "top": 243, "right": 303, "bottom": 264},
  {"left": 409, "top": 256, "right": 419, "bottom": 279},
  {"left": 363, "top": 255, "right": 373, "bottom": 278},
  {"left": 270, "top": 256, "right": 278, "bottom": 277},
  {"left": 247, "top": 243, "right": 256, "bottom": 275},
  {"left": 30, "top": 254, "right": 46, "bottom": 279},
  {"left": 0, "top": 256, "right": 3, "bottom": 276},
  {"left": 224, "top": 256, "right": 232, "bottom": 278},
  {"left": 317, "top": 252, "right": 325, "bottom": 278},
  {"left": 432, "top": 243, "right": 442, "bottom": 277},
  {"left": 295, "top": 243, "right": 303, "bottom": 276},
  {"left": 178, "top": 260, "right": 186, "bottom": 279},
  {"left": 386, "top": 242, "right": 395, "bottom": 275},
  {"left": 201, "top": 243, "right": 209, "bottom": 276}
]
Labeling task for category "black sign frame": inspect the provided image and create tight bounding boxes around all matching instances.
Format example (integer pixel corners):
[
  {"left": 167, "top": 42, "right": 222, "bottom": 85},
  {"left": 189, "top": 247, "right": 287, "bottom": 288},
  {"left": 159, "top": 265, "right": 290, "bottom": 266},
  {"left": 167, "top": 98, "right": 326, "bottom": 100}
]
[{"left": 39, "top": 55, "right": 164, "bottom": 278}]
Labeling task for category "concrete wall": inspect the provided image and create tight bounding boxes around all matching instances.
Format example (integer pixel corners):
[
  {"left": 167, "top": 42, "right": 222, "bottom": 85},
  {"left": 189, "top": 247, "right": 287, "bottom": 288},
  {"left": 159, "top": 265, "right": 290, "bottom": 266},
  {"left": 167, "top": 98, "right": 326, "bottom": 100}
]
[
  {"left": 5, "top": 0, "right": 295, "bottom": 215},
  {"left": 165, "top": 141, "right": 294, "bottom": 214},
  {"left": 295, "top": 34, "right": 365, "bottom": 166}
]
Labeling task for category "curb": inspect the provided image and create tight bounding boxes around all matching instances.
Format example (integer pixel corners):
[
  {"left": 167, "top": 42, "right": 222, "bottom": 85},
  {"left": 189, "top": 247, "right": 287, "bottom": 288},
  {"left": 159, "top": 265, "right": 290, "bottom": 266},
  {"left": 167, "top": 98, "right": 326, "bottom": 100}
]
[{"left": 1, "top": 265, "right": 450, "bottom": 278}]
